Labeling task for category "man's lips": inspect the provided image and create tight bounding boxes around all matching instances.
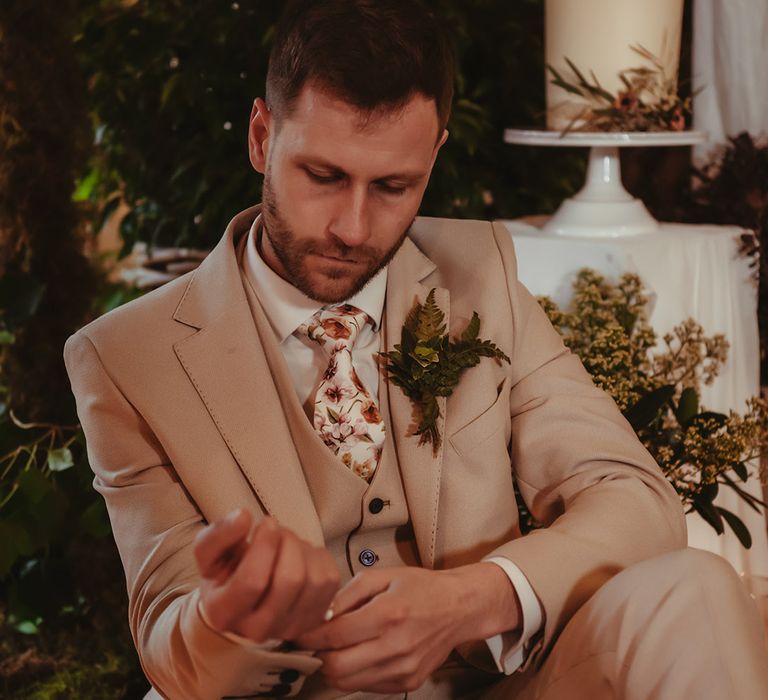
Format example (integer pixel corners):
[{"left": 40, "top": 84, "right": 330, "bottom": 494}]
[{"left": 314, "top": 253, "right": 364, "bottom": 265}]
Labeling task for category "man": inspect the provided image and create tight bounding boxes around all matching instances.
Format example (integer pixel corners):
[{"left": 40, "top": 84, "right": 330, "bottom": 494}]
[{"left": 64, "top": 1, "right": 768, "bottom": 699}]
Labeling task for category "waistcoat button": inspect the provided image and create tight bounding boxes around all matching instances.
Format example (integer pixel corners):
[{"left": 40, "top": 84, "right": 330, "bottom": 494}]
[
  {"left": 368, "top": 497, "right": 385, "bottom": 514},
  {"left": 359, "top": 549, "right": 378, "bottom": 567}
]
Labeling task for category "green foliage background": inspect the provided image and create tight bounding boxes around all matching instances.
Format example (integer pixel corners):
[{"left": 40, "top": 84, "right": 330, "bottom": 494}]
[{"left": 76, "top": 0, "right": 585, "bottom": 254}]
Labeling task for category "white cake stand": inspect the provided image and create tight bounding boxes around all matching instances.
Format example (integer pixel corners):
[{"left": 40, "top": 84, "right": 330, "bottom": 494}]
[{"left": 504, "top": 129, "right": 708, "bottom": 237}]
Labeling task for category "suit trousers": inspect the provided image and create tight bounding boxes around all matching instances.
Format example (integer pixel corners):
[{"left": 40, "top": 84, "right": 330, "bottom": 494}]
[{"left": 409, "top": 548, "right": 768, "bottom": 700}]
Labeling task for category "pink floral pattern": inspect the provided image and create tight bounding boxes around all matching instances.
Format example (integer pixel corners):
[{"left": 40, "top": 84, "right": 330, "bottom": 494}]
[{"left": 299, "top": 305, "right": 386, "bottom": 483}]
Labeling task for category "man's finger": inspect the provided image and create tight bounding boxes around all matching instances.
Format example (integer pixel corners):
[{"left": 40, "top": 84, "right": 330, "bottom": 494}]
[
  {"left": 318, "top": 634, "right": 412, "bottom": 692},
  {"left": 236, "top": 528, "right": 308, "bottom": 641},
  {"left": 328, "top": 569, "right": 391, "bottom": 619},
  {"left": 295, "top": 589, "right": 388, "bottom": 651},
  {"left": 193, "top": 508, "right": 252, "bottom": 579},
  {"left": 280, "top": 546, "right": 341, "bottom": 640},
  {"left": 203, "top": 516, "right": 282, "bottom": 631}
]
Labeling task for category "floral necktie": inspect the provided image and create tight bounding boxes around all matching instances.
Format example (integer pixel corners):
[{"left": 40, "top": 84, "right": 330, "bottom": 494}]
[{"left": 298, "top": 304, "right": 386, "bottom": 482}]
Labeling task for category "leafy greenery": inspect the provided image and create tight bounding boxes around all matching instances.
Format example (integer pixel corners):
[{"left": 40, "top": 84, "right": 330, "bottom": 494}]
[
  {"left": 539, "top": 270, "right": 768, "bottom": 548},
  {"left": 0, "top": 1, "right": 145, "bottom": 694},
  {"left": 381, "top": 289, "right": 510, "bottom": 454},
  {"left": 0, "top": 0, "right": 101, "bottom": 425},
  {"left": 73, "top": 0, "right": 585, "bottom": 254}
]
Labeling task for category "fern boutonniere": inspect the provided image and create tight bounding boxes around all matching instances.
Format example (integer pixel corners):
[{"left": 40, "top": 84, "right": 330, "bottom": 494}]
[{"left": 379, "top": 289, "right": 510, "bottom": 455}]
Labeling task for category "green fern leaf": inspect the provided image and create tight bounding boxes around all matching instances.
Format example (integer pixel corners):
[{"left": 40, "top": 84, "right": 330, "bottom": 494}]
[
  {"left": 414, "top": 289, "right": 446, "bottom": 341},
  {"left": 461, "top": 312, "right": 480, "bottom": 342}
]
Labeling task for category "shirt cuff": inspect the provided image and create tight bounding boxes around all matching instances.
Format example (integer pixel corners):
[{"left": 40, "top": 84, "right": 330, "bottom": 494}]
[
  {"left": 482, "top": 556, "right": 544, "bottom": 675},
  {"left": 197, "top": 598, "right": 284, "bottom": 650}
]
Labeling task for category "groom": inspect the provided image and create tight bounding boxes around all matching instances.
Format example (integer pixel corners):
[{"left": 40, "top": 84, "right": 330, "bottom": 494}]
[{"left": 64, "top": 1, "right": 768, "bottom": 698}]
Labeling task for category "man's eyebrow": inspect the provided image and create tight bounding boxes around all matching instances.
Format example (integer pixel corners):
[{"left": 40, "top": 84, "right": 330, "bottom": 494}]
[{"left": 298, "top": 156, "right": 426, "bottom": 183}]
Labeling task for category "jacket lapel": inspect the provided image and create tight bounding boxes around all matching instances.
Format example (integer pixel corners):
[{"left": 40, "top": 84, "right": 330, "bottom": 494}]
[
  {"left": 384, "top": 235, "right": 448, "bottom": 569},
  {"left": 170, "top": 205, "right": 324, "bottom": 546}
]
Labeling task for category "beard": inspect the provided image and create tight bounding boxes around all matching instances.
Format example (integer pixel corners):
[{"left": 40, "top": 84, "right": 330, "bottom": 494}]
[{"left": 260, "top": 176, "right": 413, "bottom": 304}]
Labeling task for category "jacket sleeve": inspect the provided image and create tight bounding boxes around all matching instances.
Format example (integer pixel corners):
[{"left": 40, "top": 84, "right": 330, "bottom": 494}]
[
  {"left": 64, "top": 330, "right": 322, "bottom": 700},
  {"left": 483, "top": 223, "right": 688, "bottom": 672}
]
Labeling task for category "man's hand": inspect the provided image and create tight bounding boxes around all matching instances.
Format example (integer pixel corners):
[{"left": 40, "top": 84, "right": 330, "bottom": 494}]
[
  {"left": 193, "top": 509, "right": 341, "bottom": 642},
  {"left": 294, "top": 563, "right": 521, "bottom": 694}
]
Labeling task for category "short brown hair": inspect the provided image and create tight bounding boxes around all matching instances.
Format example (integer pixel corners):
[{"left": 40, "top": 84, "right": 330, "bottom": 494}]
[{"left": 265, "top": 0, "right": 455, "bottom": 136}]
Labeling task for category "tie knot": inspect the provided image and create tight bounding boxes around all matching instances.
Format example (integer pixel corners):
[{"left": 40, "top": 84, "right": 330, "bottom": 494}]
[{"left": 299, "top": 304, "right": 369, "bottom": 352}]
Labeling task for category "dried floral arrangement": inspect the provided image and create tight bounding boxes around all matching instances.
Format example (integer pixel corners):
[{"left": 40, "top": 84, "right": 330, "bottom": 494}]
[
  {"left": 535, "top": 269, "right": 767, "bottom": 548},
  {"left": 547, "top": 45, "right": 694, "bottom": 134}
]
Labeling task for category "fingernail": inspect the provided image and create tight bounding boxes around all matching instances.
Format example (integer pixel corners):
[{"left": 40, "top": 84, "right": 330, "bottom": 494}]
[
  {"left": 324, "top": 607, "right": 334, "bottom": 622},
  {"left": 225, "top": 508, "right": 244, "bottom": 524}
]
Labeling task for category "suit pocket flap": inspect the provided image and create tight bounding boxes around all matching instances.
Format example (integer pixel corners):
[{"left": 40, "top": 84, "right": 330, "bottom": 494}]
[{"left": 449, "top": 375, "right": 511, "bottom": 457}]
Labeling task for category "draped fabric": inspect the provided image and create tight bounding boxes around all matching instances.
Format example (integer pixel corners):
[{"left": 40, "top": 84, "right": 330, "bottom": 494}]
[{"left": 693, "top": 0, "right": 768, "bottom": 161}]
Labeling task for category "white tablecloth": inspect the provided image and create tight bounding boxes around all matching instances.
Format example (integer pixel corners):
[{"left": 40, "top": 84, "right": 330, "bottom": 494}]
[{"left": 501, "top": 218, "right": 768, "bottom": 578}]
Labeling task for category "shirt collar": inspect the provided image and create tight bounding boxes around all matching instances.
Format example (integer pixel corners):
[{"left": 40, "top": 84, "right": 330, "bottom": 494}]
[{"left": 242, "top": 214, "right": 387, "bottom": 343}]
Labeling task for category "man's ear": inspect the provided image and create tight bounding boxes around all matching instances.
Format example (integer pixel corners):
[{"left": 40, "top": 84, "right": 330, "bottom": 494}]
[
  {"left": 248, "top": 97, "right": 272, "bottom": 173},
  {"left": 429, "top": 128, "right": 449, "bottom": 169}
]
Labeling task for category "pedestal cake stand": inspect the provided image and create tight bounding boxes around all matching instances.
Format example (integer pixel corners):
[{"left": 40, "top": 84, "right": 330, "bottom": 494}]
[{"left": 504, "top": 129, "right": 708, "bottom": 237}]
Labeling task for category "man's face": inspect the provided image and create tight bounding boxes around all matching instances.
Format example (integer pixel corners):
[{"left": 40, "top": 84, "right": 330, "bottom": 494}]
[{"left": 248, "top": 84, "right": 448, "bottom": 303}]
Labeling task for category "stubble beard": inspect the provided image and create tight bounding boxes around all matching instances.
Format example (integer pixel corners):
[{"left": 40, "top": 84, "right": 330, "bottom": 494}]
[{"left": 260, "top": 176, "right": 413, "bottom": 304}]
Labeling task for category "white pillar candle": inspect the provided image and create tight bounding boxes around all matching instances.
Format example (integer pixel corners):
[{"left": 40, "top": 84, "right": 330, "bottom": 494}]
[{"left": 545, "top": 0, "right": 684, "bottom": 130}]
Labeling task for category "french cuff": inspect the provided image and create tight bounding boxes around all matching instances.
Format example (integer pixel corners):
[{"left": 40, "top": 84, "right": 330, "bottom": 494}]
[
  {"left": 482, "top": 556, "right": 544, "bottom": 675},
  {"left": 197, "top": 598, "right": 284, "bottom": 651}
]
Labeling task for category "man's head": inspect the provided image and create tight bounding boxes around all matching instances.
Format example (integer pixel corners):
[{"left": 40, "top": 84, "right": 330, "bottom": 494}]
[{"left": 248, "top": 0, "right": 455, "bottom": 303}]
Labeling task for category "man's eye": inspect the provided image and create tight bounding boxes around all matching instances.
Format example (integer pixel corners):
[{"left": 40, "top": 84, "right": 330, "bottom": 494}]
[
  {"left": 377, "top": 183, "right": 407, "bottom": 196},
  {"left": 305, "top": 169, "right": 341, "bottom": 184}
]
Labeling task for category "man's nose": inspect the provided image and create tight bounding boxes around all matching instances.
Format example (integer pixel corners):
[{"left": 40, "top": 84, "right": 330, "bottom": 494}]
[{"left": 329, "top": 186, "right": 371, "bottom": 247}]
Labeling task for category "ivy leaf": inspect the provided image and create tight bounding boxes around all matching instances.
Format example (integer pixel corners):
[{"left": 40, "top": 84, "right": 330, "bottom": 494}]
[
  {"left": 47, "top": 447, "right": 74, "bottom": 472},
  {"left": 0, "top": 521, "right": 33, "bottom": 578},
  {"left": 15, "top": 619, "right": 41, "bottom": 635},
  {"left": 17, "top": 469, "right": 52, "bottom": 504},
  {"left": 79, "top": 498, "right": 111, "bottom": 539}
]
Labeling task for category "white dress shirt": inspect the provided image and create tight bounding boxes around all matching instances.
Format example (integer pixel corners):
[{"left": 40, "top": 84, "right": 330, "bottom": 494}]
[{"left": 200, "top": 215, "right": 543, "bottom": 674}]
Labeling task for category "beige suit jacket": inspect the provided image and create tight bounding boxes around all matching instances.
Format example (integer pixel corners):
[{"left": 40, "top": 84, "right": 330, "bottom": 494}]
[{"left": 63, "top": 205, "right": 687, "bottom": 699}]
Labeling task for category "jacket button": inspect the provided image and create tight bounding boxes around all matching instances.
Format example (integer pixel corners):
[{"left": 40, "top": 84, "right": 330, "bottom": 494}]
[
  {"left": 279, "top": 669, "right": 301, "bottom": 683},
  {"left": 359, "top": 549, "right": 378, "bottom": 566},
  {"left": 368, "top": 497, "right": 384, "bottom": 514}
]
